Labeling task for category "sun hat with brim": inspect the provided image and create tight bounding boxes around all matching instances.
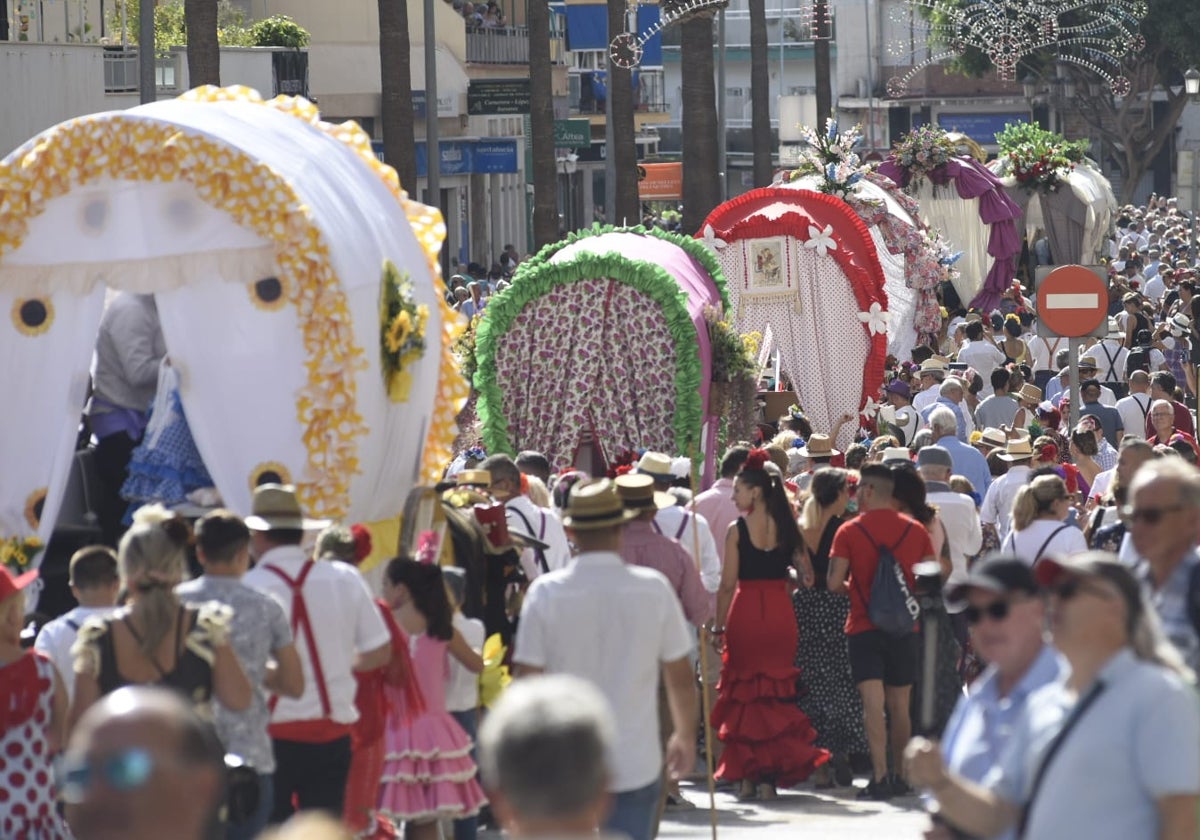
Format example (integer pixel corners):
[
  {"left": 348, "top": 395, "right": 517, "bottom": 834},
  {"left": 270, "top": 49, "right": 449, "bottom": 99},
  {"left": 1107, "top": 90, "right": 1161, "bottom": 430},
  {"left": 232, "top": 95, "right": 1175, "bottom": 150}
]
[
  {"left": 977, "top": 428, "right": 1009, "bottom": 450},
  {"left": 562, "top": 479, "right": 639, "bottom": 531},
  {"left": 1078, "top": 356, "right": 1099, "bottom": 370},
  {"left": 881, "top": 447, "right": 912, "bottom": 464},
  {"left": 1016, "top": 383, "right": 1042, "bottom": 404},
  {"left": 1107, "top": 318, "right": 1124, "bottom": 339},
  {"left": 946, "top": 554, "right": 1038, "bottom": 603},
  {"left": 244, "top": 484, "right": 332, "bottom": 531},
  {"left": 796, "top": 433, "right": 840, "bottom": 459},
  {"left": 1169, "top": 312, "right": 1192, "bottom": 336},
  {"left": 0, "top": 565, "right": 38, "bottom": 603},
  {"left": 456, "top": 469, "right": 493, "bottom": 487},
  {"left": 1034, "top": 552, "right": 1144, "bottom": 627},
  {"left": 636, "top": 451, "right": 675, "bottom": 482},
  {"left": 998, "top": 438, "right": 1034, "bottom": 462},
  {"left": 918, "top": 358, "right": 949, "bottom": 376},
  {"left": 615, "top": 474, "right": 674, "bottom": 511}
]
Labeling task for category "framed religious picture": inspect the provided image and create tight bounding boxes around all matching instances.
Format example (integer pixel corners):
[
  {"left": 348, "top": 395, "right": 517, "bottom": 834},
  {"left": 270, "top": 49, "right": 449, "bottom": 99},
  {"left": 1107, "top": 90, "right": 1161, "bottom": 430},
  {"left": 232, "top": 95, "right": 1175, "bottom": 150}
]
[{"left": 749, "top": 239, "right": 786, "bottom": 290}]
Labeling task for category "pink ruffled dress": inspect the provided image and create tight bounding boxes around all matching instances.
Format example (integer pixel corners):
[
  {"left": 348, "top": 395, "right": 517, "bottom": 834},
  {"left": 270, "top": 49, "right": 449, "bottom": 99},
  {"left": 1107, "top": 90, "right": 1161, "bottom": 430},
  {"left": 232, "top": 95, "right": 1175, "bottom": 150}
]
[{"left": 377, "top": 633, "right": 486, "bottom": 822}]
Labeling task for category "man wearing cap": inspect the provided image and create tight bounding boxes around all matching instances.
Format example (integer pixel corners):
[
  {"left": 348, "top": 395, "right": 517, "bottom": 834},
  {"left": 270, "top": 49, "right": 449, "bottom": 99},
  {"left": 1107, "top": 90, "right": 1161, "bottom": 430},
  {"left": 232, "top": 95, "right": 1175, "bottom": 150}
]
[
  {"left": 1126, "top": 459, "right": 1200, "bottom": 673},
  {"left": 481, "top": 454, "right": 572, "bottom": 580},
  {"left": 974, "top": 369, "right": 1019, "bottom": 431},
  {"left": 636, "top": 452, "right": 721, "bottom": 593},
  {"left": 926, "top": 406, "right": 991, "bottom": 495},
  {"left": 913, "top": 358, "right": 949, "bottom": 413},
  {"left": 918, "top": 556, "right": 1063, "bottom": 840},
  {"left": 880, "top": 380, "right": 921, "bottom": 447},
  {"left": 241, "top": 484, "right": 392, "bottom": 823},
  {"left": 907, "top": 552, "right": 1200, "bottom": 840},
  {"left": 513, "top": 479, "right": 698, "bottom": 840},
  {"left": 916, "top": 446, "right": 982, "bottom": 643},
  {"left": 1079, "top": 379, "right": 1125, "bottom": 449},
  {"left": 957, "top": 321, "right": 1006, "bottom": 397},
  {"left": 980, "top": 438, "right": 1035, "bottom": 541}
]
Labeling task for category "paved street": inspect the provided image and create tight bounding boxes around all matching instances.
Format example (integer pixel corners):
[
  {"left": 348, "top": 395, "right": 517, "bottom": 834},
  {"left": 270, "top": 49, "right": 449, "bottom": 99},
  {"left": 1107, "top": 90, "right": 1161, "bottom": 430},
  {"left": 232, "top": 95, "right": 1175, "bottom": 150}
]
[{"left": 483, "top": 778, "right": 931, "bottom": 839}]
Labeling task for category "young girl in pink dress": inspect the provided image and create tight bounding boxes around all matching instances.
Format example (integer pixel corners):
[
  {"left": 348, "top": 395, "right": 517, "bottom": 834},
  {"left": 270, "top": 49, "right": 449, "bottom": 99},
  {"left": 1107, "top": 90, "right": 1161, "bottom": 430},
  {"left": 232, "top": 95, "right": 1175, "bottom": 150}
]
[{"left": 378, "top": 556, "right": 486, "bottom": 839}]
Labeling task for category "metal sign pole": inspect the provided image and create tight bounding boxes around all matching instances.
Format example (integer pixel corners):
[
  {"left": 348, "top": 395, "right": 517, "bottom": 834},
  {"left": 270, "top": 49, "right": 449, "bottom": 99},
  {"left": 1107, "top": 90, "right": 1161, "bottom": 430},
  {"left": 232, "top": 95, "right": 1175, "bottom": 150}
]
[{"left": 1068, "top": 337, "right": 1080, "bottom": 430}]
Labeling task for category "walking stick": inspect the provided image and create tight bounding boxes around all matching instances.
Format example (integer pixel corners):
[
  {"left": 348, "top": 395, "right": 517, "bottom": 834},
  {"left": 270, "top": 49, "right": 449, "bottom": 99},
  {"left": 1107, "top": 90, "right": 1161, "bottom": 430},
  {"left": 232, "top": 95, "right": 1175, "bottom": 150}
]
[{"left": 688, "top": 444, "right": 719, "bottom": 840}]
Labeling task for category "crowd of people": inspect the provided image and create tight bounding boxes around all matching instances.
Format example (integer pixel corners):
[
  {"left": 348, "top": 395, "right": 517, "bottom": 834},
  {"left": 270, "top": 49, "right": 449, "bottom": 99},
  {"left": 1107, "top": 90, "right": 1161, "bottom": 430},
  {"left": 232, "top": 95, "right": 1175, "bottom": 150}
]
[{"left": 6, "top": 191, "right": 1200, "bottom": 840}]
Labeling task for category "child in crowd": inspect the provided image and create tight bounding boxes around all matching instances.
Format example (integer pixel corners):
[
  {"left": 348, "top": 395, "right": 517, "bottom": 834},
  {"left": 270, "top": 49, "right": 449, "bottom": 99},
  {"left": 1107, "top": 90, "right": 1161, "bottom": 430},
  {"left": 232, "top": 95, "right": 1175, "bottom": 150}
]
[{"left": 443, "top": 567, "right": 486, "bottom": 840}]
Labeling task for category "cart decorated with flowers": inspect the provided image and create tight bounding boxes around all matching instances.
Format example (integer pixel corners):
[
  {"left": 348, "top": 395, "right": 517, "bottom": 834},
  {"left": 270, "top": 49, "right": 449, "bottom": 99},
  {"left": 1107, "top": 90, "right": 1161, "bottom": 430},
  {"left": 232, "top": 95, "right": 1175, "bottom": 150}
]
[
  {"left": 987, "top": 122, "right": 1117, "bottom": 266},
  {"left": 0, "top": 86, "right": 466, "bottom": 595},
  {"left": 775, "top": 120, "right": 959, "bottom": 363},
  {"left": 698, "top": 182, "right": 896, "bottom": 452},
  {"left": 472, "top": 225, "right": 755, "bottom": 484},
  {"left": 878, "top": 124, "right": 1023, "bottom": 311}
]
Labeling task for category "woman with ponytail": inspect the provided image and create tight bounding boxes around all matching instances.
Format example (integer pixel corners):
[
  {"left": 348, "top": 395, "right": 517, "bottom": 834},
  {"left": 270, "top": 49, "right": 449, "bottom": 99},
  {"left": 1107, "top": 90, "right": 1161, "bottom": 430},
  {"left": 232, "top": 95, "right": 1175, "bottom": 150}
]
[
  {"left": 1003, "top": 474, "right": 1087, "bottom": 564},
  {"left": 70, "top": 504, "right": 252, "bottom": 729},
  {"left": 710, "top": 449, "right": 829, "bottom": 802}
]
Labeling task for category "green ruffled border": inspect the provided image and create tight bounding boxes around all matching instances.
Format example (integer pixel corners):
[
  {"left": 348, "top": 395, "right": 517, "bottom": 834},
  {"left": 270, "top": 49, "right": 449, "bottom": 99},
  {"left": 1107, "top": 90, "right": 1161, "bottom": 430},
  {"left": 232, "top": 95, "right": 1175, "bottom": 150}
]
[{"left": 474, "top": 225, "right": 712, "bottom": 460}]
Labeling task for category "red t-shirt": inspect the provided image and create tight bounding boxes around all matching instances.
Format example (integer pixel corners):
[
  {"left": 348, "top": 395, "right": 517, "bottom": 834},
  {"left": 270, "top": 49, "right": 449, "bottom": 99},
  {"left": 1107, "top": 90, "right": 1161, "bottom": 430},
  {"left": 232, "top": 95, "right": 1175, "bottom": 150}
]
[
  {"left": 1144, "top": 400, "right": 1197, "bottom": 439},
  {"left": 830, "top": 509, "right": 933, "bottom": 636}
]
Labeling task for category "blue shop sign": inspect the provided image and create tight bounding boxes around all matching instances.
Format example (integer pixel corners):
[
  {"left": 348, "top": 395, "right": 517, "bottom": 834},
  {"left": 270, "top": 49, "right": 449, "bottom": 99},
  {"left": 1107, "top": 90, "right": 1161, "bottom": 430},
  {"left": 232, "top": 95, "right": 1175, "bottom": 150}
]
[
  {"left": 915, "top": 112, "right": 1029, "bottom": 145},
  {"left": 473, "top": 140, "right": 519, "bottom": 173},
  {"left": 372, "top": 139, "right": 521, "bottom": 176}
]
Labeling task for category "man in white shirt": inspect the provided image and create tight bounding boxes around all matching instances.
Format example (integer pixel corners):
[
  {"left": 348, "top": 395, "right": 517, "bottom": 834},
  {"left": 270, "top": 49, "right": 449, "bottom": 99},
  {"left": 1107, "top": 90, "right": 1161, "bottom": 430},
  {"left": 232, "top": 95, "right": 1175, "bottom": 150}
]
[
  {"left": 980, "top": 438, "right": 1034, "bottom": 542},
  {"left": 913, "top": 358, "right": 950, "bottom": 413},
  {"left": 241, "top": 484, "right": 392, "bottom": 823},
  {"left": 1116, "top": 370, "right": 1153, "bottom": 441},
  {"left": 514, "top": 479, "right": 697, "bottom": 840},
  {"left": 1029, "top": 334, "right": 1067, "bottom": 392},
  {"left": 957, "top": 321, "right": 1006, "bottom": 397},
  {"left": 35, "top": 546, "right": 119, "bottom": 704},
  {"left": 917, "top": 446, "right": 982, "bottom": 645},
  {"left": 483, "top": 455, "right": 573, "bottom": 580},
  {"left": 636, "top": 451, "right": 721, "bottom": 592},
  {"left": 1088, "top": 320, "right": 1130, "bottom": 390}
]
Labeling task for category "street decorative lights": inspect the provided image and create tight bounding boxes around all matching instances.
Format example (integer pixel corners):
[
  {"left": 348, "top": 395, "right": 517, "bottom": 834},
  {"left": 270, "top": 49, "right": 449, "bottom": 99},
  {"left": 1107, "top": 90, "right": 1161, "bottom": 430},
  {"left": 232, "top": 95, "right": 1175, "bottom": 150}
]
[
  {"left": 1185, "top": 67, "right": 1200, "bottom": 98},
  {"left": 885, "top": 0, "right": 1148, "bottom": 98}
]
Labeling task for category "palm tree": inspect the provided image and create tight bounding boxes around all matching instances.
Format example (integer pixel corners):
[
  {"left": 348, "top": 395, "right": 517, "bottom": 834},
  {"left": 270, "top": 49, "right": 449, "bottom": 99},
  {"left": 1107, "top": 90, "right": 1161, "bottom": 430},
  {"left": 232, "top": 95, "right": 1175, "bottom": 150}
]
[
  {"left": 680, "top": 12, "right": 721, "bottom": 234},
  {"left": 813, "top": 0, "right": 831, "bottom": 124},
  {"left": 184, "top": 0, "right": 220, "bottom": 86},
  {"left": 529, "top": 0, "right": 558, "bottom": 247},
  {"left": 749, "top": 0, "right": 771, "bottom": 186},
  {"left": 378, "top": 0, "right": 416, "bottom": 192},
  {"left": 607, "top": 0, "right": 639, "bottom": 225}
]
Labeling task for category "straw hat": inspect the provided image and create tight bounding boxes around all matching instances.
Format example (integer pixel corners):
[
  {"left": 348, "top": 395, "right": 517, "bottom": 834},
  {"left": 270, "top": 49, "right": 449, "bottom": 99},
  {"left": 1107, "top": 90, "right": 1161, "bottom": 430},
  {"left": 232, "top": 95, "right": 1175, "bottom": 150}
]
[
  {"left": 881, "top": 447, "right": 913, "bottom": 464},
  {"left": 562, "top": 479, "right": 639, "bottom": 531},
  {"left": 1016, "top": 383, "right": 1042, "bottom": 404},
  {"left": 795, "top": 433, "right": 840, "bottom": 458},
  {"left": 614, "top": 474, "right": 674, "bottom": 511},
  {"left": 998, "top": 437, "right": 1034, "bottom": 462},
  {"left": 635, "top": 451, "right": 674, "bottom": 482},
  {"left": 977, "top": 427, "right": 1009, "bottom": 450},
  {"left": 456, "top": 469, "right": 492, "bottom": 487},
  {"left": 245, "top": 484, "right": 332, "bottom": 531}
]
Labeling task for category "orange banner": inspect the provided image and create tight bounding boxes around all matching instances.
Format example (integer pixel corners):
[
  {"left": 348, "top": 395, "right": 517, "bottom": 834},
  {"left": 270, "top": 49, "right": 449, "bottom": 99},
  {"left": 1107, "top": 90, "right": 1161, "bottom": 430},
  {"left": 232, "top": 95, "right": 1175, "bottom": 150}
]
[{"left": 637, "top": 162, "right": 682, "bottom": 201}]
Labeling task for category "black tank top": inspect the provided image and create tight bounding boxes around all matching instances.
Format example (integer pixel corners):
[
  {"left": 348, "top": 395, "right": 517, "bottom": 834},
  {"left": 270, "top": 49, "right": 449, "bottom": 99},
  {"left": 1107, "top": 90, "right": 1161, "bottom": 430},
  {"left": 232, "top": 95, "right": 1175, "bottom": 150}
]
[
  {"left": 805, "top": 515, "right": 844, "bottom": 590},
  {"left": 736, "top": 517, "right": 793, "bottom": 580},
  {"left": 95, "top": 608, "right": 214, "bottom": 704}
]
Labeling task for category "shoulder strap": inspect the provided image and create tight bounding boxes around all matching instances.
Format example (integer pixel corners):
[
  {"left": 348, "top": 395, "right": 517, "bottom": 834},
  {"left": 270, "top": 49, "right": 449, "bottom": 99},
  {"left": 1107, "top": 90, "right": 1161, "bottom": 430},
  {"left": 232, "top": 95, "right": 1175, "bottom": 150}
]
[
  {"left": 1098, "top": 342, "right": 1119, "bottom": 377},
  {"left": 1187, "top": 561, "right": 1200, "bottom": 639},
  {"left": 1030, "top": 524, "right": 1072, "bottom": 565},
  {"left": 1134, "top": 393, "right": 1151, "bottom": 424},
  {"left": 263, "top": 561, "right": 332, "bottom": 718},
  {"left": 674, "top": 512, "right": 690, "bottom": 541},
  {"left": 509, "top": 506, "right": 549, "bottom": 573}
]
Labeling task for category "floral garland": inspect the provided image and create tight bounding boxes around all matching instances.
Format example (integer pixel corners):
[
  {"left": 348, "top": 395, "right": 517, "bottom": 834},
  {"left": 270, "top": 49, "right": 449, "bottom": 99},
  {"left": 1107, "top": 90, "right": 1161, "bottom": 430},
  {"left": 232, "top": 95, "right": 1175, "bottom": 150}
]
[
  {"left": 1, "top": 535, "right": 42, "bottom": 575},
  {"left": 779, "top": 120, "right": 870, "bottom": 199},
  {"left": 704, "top": 307, "right": 760, "bottom": 444},
  {"left": 891, "top": 124, "right": 956, "bottom": 186},
  {"left": 379, "top": 259, "right": 430, "bottom": 402},
  {"left": 993, "top": 122, "right": 1090, "bottom": 195},
  {"left": 451, "top": 313, "right": 482, "bottom": 387}
]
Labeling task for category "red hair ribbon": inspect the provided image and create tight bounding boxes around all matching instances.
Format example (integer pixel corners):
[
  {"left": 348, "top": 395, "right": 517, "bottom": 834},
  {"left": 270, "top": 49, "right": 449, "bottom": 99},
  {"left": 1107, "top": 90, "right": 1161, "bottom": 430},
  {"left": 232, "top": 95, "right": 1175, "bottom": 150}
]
[
  {"left": 743, "top": 448, "right": 770, "bottom": 472},
  {"left": 350, "top": 523, "right": 373, "bottom": 565},
  {"left": 1038, "top": 444, "right": 1058, "bottom": 463}
]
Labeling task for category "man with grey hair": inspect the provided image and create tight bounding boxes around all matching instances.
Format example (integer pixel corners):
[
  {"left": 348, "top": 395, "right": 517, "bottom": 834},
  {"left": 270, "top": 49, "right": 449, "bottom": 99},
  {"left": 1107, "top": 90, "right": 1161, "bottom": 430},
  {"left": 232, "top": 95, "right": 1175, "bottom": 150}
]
[
  {"left": 917, "top": 446, "right": 982, "bottom": 644},
  {"left": 478, "top": 674, "right": 623, "bottom": 838},
  {"left": 926, "top": 405, "right": 991, "bottom": 495},
  {"left": 919, "top": 378, "right": 970, "bottom": 443},
  {"left": 1127, "top": 458, "right": 1200, "bottom": 672}
]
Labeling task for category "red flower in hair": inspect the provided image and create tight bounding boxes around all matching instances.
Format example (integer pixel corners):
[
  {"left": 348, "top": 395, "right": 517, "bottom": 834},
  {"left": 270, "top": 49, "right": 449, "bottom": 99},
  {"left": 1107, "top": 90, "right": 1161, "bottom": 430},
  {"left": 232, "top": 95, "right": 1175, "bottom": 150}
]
[
  {"left": 1038, "top": 443, "right": 1058, "bottom": 463},
  {"left": 742, "top": 448, "right": 770, "bottom": 472},
  {"left": 350, "top": 523, "right": 373, "bottom": 565}
]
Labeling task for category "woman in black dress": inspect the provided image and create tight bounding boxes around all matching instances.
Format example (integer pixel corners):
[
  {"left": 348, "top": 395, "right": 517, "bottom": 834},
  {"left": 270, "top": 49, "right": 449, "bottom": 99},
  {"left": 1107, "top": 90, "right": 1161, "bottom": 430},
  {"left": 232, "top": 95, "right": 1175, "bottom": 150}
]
[{"left": 793, "top": 468, "right": 867, "bottom": 787}]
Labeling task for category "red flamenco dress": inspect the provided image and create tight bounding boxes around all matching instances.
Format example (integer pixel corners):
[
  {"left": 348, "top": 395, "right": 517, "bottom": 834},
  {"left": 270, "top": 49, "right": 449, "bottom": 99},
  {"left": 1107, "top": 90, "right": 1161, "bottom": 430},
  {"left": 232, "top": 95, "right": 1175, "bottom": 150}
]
[{"left": 711, "top": 518, "right": 829, "bottom": 786}]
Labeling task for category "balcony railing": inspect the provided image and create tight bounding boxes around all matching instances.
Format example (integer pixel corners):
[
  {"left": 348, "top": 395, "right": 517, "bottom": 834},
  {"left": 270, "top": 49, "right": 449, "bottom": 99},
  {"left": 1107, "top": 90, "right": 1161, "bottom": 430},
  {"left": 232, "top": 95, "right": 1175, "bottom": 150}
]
[{"left": 466, "top": 26, "right": 564, "bottom": 65}]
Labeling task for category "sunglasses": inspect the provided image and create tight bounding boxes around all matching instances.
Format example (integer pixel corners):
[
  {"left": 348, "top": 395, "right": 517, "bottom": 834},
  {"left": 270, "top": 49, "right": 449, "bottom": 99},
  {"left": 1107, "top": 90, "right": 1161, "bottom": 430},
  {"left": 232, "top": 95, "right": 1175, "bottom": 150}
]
[
  {"left": 59, "top": 748, "right": 158, "bottom": 803},
  {"left": 1120, "top": 504, "right": 1186, "bottom": 525},
  {"left": 964, "top": 600, "right": 1014, "bottom": 625}
]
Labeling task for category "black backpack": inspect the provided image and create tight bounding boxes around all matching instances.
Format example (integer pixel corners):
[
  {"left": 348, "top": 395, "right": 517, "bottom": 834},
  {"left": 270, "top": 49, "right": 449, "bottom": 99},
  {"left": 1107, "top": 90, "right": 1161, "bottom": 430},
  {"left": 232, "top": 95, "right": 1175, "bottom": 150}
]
[
  {"left": 856, "top": 521, "right": 920, "bottom": 637},
  {"left": 1125, "top": 345, "right": 1151, "bottom": 378}
]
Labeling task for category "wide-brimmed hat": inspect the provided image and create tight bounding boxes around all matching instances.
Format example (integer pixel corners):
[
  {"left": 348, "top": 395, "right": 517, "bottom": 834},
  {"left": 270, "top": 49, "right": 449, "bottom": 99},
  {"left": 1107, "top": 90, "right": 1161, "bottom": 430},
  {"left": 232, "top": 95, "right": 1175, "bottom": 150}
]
[
  {"left": 615, "top": 474, "right": 674, "bottom": 511},
  {"left": 946, "top": 554, "right": 1039, "bottom": 602},
  {"left": 796, "top": 433, "right": 840, "bottom": 459},
  {"left": 1016, "top": 383, "right": 1042, "bottom": 404},
  {"left": 976, "top": 427, "right": 1009, "bottom": 450},
  {"left": 245, "top": 484, "right": 332, "bottom": 531},
  {"left": 562, "top": 479, "right": 639, "bottom": 531},
  {"left": 881, "top": 447, "right": 912, "bottom": 464},
  {"left": 1077, "top": 355, "right": 1099, "bottom": 371},
  {"left": 1106, "top": 317, "right": 1124, "bottom": 339},
  {"left": 998, "top": 437, "right": 1034, "bottom": 462},
  {"left": 456, "top": 469, "right": 492, "bottom": 487},
  {"left": 0, "top": 565, "right": 38, "bottom": 603},
  {"left": 636, "top": 451, "right": 674, "bottom": 482},
  {"left": 1168, "top": 312, "right": 1192, "bottom": 337},
  {"left": 918, "top": 358, "right": 948, "bottom": 377}
]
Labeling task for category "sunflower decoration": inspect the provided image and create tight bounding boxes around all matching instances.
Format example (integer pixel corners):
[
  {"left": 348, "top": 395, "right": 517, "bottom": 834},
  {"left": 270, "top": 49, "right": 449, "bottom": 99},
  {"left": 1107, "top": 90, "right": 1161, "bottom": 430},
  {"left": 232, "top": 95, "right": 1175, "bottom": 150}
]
[
  {"left": 379, "top": 259, "right": 430, "bottom": 403},
  {"left": 0, "top": 535, "right": 43, "bottom": 576}
]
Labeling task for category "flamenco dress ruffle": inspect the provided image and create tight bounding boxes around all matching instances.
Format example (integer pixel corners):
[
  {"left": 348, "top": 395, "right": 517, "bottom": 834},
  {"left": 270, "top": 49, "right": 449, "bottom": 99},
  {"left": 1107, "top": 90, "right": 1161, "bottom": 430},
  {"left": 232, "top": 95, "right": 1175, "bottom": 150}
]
[{"left": 712, "top": 579, "right": 830, "bottom": 786}]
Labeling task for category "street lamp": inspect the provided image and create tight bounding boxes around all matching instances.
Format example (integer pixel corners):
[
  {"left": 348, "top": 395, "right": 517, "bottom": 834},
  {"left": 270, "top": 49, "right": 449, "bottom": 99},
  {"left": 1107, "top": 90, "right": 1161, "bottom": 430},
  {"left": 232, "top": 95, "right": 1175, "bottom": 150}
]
[
  {"left": 1021, "top": 73, "right": 1038, "bottom": 101},
  {"left": 1186, "top": 67, "right": 1200, "bottom": 97}
]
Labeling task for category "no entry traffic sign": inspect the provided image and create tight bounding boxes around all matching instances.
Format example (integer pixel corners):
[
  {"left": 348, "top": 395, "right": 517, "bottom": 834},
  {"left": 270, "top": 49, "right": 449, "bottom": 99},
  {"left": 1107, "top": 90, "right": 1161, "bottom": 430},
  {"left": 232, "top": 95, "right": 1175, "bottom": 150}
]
[{"left": 1036, "top": 265, "right": 1108, "bottom": 338}]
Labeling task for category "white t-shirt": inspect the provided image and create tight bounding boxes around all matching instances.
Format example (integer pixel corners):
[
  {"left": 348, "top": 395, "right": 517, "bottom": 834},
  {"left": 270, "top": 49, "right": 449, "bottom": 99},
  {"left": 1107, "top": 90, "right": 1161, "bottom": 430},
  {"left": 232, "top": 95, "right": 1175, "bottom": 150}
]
[
  {"left": 446, "top": 612, "right": 485, "bottom": 713},
  {"left": 506, "top": 496, "right": 572, "bottom": 581},
  {"left": 1002, "top": 519, "right": 1088, "bottom": 564},
  {"left": 654, "top": 505, "right": 721, "bottom": 593},
  {"left": 1116, "top": 393, "right": 1152, "bottom": 441},
  {"left": 1029, "top": 335, "right": 1066, "bottom": 373},
  {"left": 34, "top": 605, "right": 115, "bottom": 703},
  {"left": 957, "top": 340, "right": 1007, "bottom": 396},
  {"left": 244, "top": 546, "right": 390, "bottom": 726},
  {"left": 514, "top": 552, "right": 693, "bottom": 791}
]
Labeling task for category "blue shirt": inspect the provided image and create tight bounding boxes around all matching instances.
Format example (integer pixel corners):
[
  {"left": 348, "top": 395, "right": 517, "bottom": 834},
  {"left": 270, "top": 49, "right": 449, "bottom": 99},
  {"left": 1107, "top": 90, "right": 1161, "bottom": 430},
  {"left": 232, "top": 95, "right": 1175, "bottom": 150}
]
[
  {"left": 1138, "top": 549, "right": 1200, "bottom": 674},
  {"left": 920, "top": 398, "right": 969, "bottom": 443},
  {"left": 986, "top": 649, "right": 1200, "bottom": 839},
  {"left": 935, "top": 435, "right": 992, "bottom": 496},
  {"left": 940, "top": 645, "right": 1064, "bottom": 840}
]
